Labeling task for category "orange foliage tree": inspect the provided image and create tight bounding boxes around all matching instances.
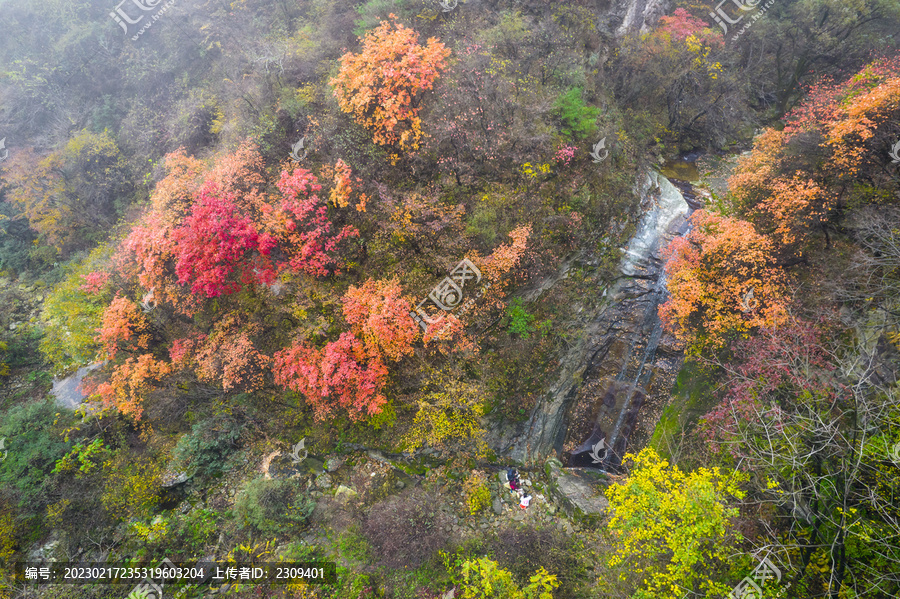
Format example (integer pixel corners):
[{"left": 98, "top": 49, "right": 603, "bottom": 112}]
[
  {"left": 660, "top": 211, "right": 789, "bottom": 353},
  {"left": 729, "top": 58, "right": 900, "bottom": 256},
  {"left": 330, "top": 16, "right": 451, "bottom": 151},
  {"left": 663, "top": 59, "right": 900, "bottom": 356}
]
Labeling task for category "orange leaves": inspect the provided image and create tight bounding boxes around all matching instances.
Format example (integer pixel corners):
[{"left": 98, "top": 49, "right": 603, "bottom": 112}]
[
  {"left": 660, "top": 210, "right": 788, "bottom": 353},
  {"left": 330, "top": 16, "right": 450, "bottom": 150},
  {"left": 825, "top": 76, "right": 900, "bottom": 173},
  {"left": 91, "top": 354, "right": 171, "bottom": 420},
  {"left": 321, "top": 159, "right": 368, "bottom": 211},
  {"left": 190, "top": 317, "right": 269, "bottom": 392},
  {"left": 97, "top": 295, "right": 151, "bottom": 360},
  {"left": 667, "top": 59, "right": 900, "bottom": 358},
  {"left": 751, "top": 176, "right": 829, "bottom": 248},
  {"left": 729, "top": 130, "right": 833, "bottom": 253},
  {"left": 343, "top": 278, "right": 418, "bottom": 361},
  {"left": 149, "top": 148, "right": 206, "bottom": 220},
  {"left": 468, "top": 224, "right": 532, "bottom": 313}
]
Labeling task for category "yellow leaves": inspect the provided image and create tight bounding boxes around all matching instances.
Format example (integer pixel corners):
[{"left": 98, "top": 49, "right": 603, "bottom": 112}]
[
  {"left": 5, "top": 130, "right": 128, "bottom": 254},
  {"left": 520, "top": 162, "right": 551, "bottom": 180},
  {"left": 458, "top": 557, "right": 559, "bottom": 599},
  {"left": 101, "top": 452, "right": 163, "bottom": 521},
  {"left": 45, "top": 499, "right": 71, "bottom": 530},
  {"left": 462, "top": 471, "right": 491, "bottom": 515},
  {"left": 403, "top": 366, "right": 488, "bottom": 457},
  {"left": 0, "top": 509, "right": 15, "bottom": 564},
  {"left": 130, "top": 515, "right": 170, "bottom": 542},
  {"left": 603, "top": 447, "right": 746, "bottom": 598}
]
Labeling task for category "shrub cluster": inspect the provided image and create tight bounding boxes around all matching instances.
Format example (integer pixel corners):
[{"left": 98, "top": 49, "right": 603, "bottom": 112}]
[{"left": 233, "top": 477, "right": 315, "bottom": 537}]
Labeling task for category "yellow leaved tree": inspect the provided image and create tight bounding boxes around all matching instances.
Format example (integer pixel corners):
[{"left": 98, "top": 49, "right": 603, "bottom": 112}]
[{"left": 603, "top": 447, "right": 747, "bottom": 599}]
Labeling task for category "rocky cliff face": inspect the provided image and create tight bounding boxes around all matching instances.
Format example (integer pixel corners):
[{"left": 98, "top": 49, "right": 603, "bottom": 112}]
[
  {"left": 508, "top": 170, "right": 689, "bottom": 466},
  {"left": 597, "top": 0, "right": 671, "bottom": 37}
]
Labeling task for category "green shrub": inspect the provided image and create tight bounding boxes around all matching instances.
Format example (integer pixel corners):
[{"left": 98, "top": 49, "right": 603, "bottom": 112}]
[
  {"left": 233, "top": 477, "right": 314, "bottom": 536},
  {"left": 172, "top": 508, "right": 221, "bottom": 556},
  {"left": 172, "top": 415, "right": 243, "bottom": 479},
  {"left": 0, "top": 400, "right": 70, "bottom": 510},
  {"left": 465, "top": 203, "right": 500, "bottom": 247},
  {"left": 507, "top": 298, "right": 536, "bottom": 339},
  {"left": 553, "top": 87, "right": 601, "bottom": 140}
]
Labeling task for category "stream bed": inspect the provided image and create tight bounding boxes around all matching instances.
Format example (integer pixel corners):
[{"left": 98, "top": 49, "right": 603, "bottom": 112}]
[{"left": 510, "top": 167, "right": 701, "bottom": 470}]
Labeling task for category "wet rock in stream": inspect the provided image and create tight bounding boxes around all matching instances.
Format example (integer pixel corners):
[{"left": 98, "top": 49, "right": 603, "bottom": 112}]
[{"left": 509, "top": 169, "right": 691, "bottom": 469}]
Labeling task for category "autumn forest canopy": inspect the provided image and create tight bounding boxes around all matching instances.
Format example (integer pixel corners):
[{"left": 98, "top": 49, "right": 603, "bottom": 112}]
[{"left": 0, "top": 0, "right": 900, "bottom": 597}]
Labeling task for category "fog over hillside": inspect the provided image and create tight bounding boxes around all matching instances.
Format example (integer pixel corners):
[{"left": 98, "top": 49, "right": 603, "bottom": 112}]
[{"left": 1, "top": 0, "right": 899, "bottom": 597}]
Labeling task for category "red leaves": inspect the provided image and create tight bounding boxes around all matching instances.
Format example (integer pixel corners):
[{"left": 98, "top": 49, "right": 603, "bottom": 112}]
[
  {"left": 269, "top": 167, "right": 359, "bottom": 277},
  {"left": 657, "top": 8, "right": 719, "bottom": 43},
  {"left": 273, "top": 333, "right": 388, "bottom": 421},
  {"left": 273, "top": 278, "right": 419, "bottom": 420},
  {"left": 92, "top": 145, "right": 365, "bottom": 420},
  {"left": 79, "top": 271, "right": 110, "bottom": 294},
  {"left": 700, "top": 316, "right": 845, "bottom": 455},
  {"left": 171, "top": 184, "right": 265, "bottom": 297},
  {"left": 116, "top": 150, "right": 358, "bottom": 308}
]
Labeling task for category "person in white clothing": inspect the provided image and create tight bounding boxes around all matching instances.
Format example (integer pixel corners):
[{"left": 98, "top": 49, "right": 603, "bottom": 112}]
[{"left": 519, "top": 492, "right": 532, "bottom": 509}]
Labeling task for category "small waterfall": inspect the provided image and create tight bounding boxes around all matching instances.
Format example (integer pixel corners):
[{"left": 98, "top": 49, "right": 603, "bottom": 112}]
[{"left": 509, "top": 170, "right": 693, "bottom": 468}]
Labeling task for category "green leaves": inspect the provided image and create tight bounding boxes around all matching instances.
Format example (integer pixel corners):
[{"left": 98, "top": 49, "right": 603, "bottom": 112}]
[{"left": 553, "top": 87, "right": 600, "bottom": 141}]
